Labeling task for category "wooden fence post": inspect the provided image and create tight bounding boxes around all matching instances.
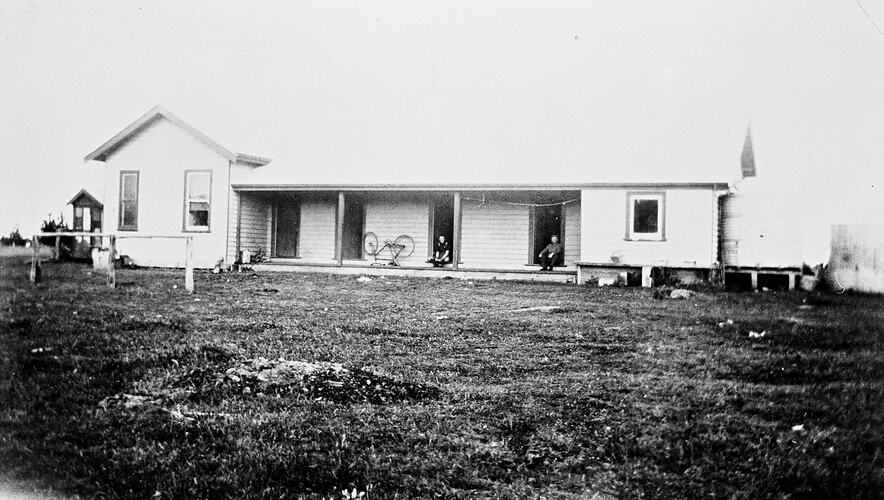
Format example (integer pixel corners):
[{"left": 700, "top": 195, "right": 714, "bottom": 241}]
[
  {"left": 54, "top": 235, "right": 60, "bottom": 261},
  {"left": 29, "top": 236, "right": 42, "bottom": 284},
  {"left": 185, "top": 236, "right": 194, "bottom": 293},
  {"left": 106, "top": 236, "right": 116, "bottom": 288}
]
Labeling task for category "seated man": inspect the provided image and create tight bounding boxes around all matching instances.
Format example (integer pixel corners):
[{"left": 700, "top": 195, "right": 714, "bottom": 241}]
[
  {"left": 426, "top": 235, "right": 451, "bottom": 267},
  {"left": 538, "top": 235, "right": 562, "bottom": 271}
]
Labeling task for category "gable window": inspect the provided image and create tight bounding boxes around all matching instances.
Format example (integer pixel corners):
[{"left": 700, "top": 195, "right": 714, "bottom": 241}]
[
  {"left": 184, "top": 170, "right": 211, "bottom": 231},
  {"left": 627, "top": 192, "right": 665, "bottom": 241},
  {"left": 119, "top": 171, "right": 139, "bottom": 231}
]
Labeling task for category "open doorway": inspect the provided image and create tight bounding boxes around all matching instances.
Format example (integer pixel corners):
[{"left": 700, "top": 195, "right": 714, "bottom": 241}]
[
  {"left": 430, "top": 195, "right": 454, "bottom": 258},
  {"left": 532, "top": 204, "right": 563, "bottom": 265},
  {"left": 274, "top": 200, "right": 300, "bottom": 258},
  {"left": 342, "top": 197, "right": 365, "bottom": 260}
]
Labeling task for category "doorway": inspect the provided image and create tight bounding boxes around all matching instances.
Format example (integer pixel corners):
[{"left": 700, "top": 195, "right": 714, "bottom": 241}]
[
  {"left": 430, "top": 196, "right": 454, "bottom": 257},
  {"left": 532, "top": 204, "right": 563, "bottom": 265},
  {"left": 342, "top": 197, "right": 364, "bottom": 260},
  {"left": 275, "top": 201, "right": 300, "bottom": 258}
]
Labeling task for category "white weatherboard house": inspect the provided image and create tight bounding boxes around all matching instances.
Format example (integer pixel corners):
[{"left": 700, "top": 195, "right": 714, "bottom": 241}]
[{"left": 85, "top": 106, "right": 743, "bottom": 284}]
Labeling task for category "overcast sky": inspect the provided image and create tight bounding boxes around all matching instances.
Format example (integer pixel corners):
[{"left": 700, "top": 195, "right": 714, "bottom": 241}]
[{"left": 1, "top": 1, "right": 882, "bottom": 260}]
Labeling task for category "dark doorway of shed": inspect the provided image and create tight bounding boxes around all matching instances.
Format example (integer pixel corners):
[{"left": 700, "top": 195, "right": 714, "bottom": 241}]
[
  {"left": 275, "top": 201, "right": 299, "bottom": 258},
  {"left": 342, "top": 197, "right": 364, "bottom": 260},
  {"left": 431, "top": 196, "right": 454, "bottom": 258},
  {"left": 533, "top": 204, "right": 563, "bottom": 265}
]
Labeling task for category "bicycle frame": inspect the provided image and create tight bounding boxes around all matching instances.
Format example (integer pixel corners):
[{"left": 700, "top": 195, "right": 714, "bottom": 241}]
[{"left": 363, "top": 233, "right": 415, "bottom": 266}]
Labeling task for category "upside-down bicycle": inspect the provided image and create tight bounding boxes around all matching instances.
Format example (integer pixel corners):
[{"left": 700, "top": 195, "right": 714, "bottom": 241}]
[{"left": 363, "top": 232, "right": 415, "bottom": 266}]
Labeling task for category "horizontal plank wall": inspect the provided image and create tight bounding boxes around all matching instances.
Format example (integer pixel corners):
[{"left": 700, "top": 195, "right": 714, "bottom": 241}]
[
  {"left": 579, "top": 188, "right": 717, "bottom": 267},
  {"left": 297, "top": 197, "right": 337, "bottom": 262},
  {"left": 226, "top": 193, "right": 239, "bottom": 264},
  {"left": 102, "top": 118, "right": 230, "bottom": 268},
  {"left": 237, "top": 194, "right": 272, "bottom": 258},
  {"left": 460, "top": 200, "right": 529, "bottom": 269},
  {"left": 363, "top": 197, "right": 429, "bottom": 266},
  {"left": 563, "top": 200, "right": 581, "bottom": 267}
]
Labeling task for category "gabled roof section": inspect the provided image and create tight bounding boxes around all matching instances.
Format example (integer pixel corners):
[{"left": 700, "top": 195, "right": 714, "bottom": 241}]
[
  {"left": 67, "top": 189, "right": 103, "bottom": 209},
  {"left": 83, "top": 105, "right": 271, "bottom": 166}
]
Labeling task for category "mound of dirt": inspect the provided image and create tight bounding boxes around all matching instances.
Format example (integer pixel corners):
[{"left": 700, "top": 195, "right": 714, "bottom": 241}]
[{"left": 175, "top": 357, "right": 440, "bottom": 404}]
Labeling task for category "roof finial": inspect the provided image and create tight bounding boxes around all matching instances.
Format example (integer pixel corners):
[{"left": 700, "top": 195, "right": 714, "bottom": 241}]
[{"left": 741, "top": 125, "right": 756, "bottom": 178}]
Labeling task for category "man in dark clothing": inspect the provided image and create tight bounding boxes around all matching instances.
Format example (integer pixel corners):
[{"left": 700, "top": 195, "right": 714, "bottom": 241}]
[
  {"left": 427, "top": 235, "right": 451, "bottom": 267},
  {"left": 538, "top": 235, "right": 562, "bottom": 271}
]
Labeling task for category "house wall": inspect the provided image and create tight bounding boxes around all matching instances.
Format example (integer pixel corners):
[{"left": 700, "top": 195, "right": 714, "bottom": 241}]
[
  {"left": 228, "top": 192, "right": 272, "bottom": 262},
  {"left": 460, "top": 200, "right": 530, "bottom": 269},
  {"left": 563, "top": 200, "right": 581, "bottom": 267},
  {"left": 297, "top": 197, "right": 337, "bottom": 262},
  {"left": 579, "top": 188, "right": 718, "bottom": 268},
  {"left": 363, "top": 197, "right": 429, "bottom": 266},
  {"left": 102, "top": 117, "right": 232, "bottom": 268}
]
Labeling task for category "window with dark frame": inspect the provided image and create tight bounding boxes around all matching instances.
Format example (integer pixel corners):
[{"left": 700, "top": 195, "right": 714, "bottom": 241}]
[
  {"left": 119, "top": 171, "right": 139, "bottom": 230},
  {"left": 184, "top": 171, "right": 211, "bottom": 231}
]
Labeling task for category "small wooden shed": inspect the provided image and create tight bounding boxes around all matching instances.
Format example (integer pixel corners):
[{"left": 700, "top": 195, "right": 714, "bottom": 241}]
[{"left": 68, "top": 189, "right": 104, "bottom": 259}]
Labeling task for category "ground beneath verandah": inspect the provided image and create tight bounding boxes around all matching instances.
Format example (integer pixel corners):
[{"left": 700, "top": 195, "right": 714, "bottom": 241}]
[{"left": 1, "top": 257, "right": 882, "bottom": 499}]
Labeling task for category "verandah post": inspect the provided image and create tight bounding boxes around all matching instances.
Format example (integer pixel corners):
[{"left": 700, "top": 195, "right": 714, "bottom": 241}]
[
  {"left": 452, "top": 192, "right": 461, "bottom": 270},
  {"left": 29, "top": 236, "right": 41, "bottom": 284},
  {"left": 335, "top": 192, "right": 345, "bottom": 266},
  {"left": 106, "top": 236, "right": 116, "bottom": 288},
  {"left": 185, "top": 236, "right": 194, "bottom": 293}
]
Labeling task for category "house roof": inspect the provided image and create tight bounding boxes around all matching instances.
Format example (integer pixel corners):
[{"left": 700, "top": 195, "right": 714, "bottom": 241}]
[
  {"left": 84, "top": 105, "right": 271, "bottom": 166},
  {"left": 231, "top": 182, "right": 729, "bottom": 192},
  {"left": 230, "top": 118, "right": 746, "bottom": 189},
  {"left": 87, "top": 105, "right": 746, "bottom": 189},
  {"left": 67, "top": 188, "right": 103, "bottom": 208}
]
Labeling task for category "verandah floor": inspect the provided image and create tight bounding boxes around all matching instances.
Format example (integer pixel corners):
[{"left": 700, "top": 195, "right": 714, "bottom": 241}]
[{"left": 253, "top": 260, "right": 577, "bottom": 283}]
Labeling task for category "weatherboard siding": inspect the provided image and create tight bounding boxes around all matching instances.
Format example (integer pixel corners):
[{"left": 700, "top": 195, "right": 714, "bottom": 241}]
[
  {"left": 460, "top": 201, "right": 530, "bottom": 269},
  {"left": 563, "top": 200, "right": 580, "bottom": 267},
  {"left": 297, "top": 198, "right": 337, "bottom": 262},
  {"left": 579, "top": 188, "right": 717, "bottom": 267},
  {"left": 363, "top": 199, "right": 429, "bottom": 266},
  {"left": 101, "top": 117, "right": 231, "bottom": 268},
  {"left": 236, "top": 194, "right": 271, "bottom": 259}
]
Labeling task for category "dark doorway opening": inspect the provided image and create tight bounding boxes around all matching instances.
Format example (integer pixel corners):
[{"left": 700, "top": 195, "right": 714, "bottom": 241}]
[
  {"left": 342, "top": 197, "right": 365, "bottom": 260},
  {"left": 533, "top": 204, "right": 563, "bottom": 265},
  {"left": 275, "top": 200, "right": 300, "bottom": 258},
  {"left": 758, "top": 273, "right": 790, "bottom": 291},
  {"left": 430, "top": 196, "right": 455, "bottom": 259},
  {"left": 725, "top": 272, "right": 752, "bottom": 292}
]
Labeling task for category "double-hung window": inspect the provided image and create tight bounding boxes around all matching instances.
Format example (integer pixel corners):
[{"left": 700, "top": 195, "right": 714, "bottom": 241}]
[
  {"left": 627, "top": 192, "right": 665, "bottom": 241},
  {"left": 184, "top": 171, "right": 211, "bottom": 231},
  {"left": 119, "top": 171, "right": 139, "bottom": 231}
]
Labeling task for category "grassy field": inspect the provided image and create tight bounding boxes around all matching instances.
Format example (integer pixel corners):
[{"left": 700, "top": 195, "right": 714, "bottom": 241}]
[{"left": 1, "top": 257, "right": 882, "bottom": 499}]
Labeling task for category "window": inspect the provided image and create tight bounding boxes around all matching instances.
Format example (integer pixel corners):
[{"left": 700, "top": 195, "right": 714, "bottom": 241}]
[
  {"left": 627, "top": 192, "right": 664, "bottom": 240},
  {"left": 119, "top": 171, "right": 139, "bottom": 230},
  {"left": 73, "top": 206, "right": 84, "bottom": 231},
  {"left": 184, "top": 171, "right": 211, "bottom": 231}
]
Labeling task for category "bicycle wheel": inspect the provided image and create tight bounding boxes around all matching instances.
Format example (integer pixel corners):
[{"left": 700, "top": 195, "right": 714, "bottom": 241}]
[
  {"left": 363, "top": 232, "right": 379, "bottom": 256},
  {"left": 394, "top": 235, "right": 415, "bottom": 258}
]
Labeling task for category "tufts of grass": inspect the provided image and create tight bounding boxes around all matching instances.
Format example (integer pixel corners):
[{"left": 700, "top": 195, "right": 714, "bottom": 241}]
[{"left": 0, "top": 259, "right": 881, "bottom": 499}]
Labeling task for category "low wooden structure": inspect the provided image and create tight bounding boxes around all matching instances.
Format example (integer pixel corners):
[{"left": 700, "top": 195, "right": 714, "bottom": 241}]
[
  {"left": 723, "top": 265, "right": 802, "bottom": 291},
  {"left": 29, "top": 232, "right": 195, "bottom": 292}
]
